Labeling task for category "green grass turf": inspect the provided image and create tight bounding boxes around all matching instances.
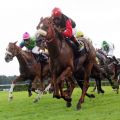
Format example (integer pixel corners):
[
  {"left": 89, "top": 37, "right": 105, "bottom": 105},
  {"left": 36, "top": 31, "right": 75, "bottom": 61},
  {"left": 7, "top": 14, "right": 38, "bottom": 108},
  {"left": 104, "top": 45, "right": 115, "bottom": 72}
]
[{"left": 0, "top": 86, "right": 120, "bottom": 120}]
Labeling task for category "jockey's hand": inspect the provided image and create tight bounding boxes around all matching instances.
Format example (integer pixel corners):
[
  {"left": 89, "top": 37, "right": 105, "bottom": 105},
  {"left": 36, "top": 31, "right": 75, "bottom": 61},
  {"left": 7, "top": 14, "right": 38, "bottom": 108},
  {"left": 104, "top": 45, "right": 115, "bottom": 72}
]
[
  {"left": 25, "top": 49, "right": 31, "bottom": 52},
  {"left": 55, "top": 26, "right": 64, "bottom": 34}
]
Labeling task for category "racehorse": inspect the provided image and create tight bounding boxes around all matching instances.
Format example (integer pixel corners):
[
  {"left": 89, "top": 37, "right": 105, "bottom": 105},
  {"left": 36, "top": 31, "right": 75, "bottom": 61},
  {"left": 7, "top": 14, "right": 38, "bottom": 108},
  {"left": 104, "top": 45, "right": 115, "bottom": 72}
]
[
  {"left": 94, "top": 49, "right": 119, "bottom": 93},
  {"left": 36, "top": 17, "right": 75, "bottom": 102},
  {"left": 36, "top": 17, "right": 96, "bottom": 110},
  {"left": 5, "top": 42, "right": 50, "bottom": 102}
]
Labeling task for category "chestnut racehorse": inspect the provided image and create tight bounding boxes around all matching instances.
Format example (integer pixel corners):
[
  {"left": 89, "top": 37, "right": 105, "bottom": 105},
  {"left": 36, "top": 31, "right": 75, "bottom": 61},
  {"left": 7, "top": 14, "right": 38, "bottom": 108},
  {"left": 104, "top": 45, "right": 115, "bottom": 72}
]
[
  {"left": 36, "top": 17, "right": 96, "bottom": 110},
  {"left": 5, "top": 42, "right": 50, "bottom": 102}
]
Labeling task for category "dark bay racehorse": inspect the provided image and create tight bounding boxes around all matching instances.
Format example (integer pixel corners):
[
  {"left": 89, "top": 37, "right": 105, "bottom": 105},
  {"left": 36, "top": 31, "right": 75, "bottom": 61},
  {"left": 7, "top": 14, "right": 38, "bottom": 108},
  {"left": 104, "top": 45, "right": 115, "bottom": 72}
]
[
  {"left": 36, "top": 17, "right": 96, "bottom": 110},
  {"left": 91, "top": 62, "right": 115, "bottom": 94},
  {"left": 96, "top": 49, "right": 119, "bottom": 92},
  {"left": 5, "top": 42, "right": 50, "bottom": 102}
]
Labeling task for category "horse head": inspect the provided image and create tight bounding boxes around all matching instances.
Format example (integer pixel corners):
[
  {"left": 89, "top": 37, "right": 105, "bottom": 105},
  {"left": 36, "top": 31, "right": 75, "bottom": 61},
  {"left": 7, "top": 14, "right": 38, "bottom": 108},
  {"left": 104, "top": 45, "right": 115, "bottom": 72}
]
[
  {"left": 5, "top": 41, "right": 21, "bottom": 62},
  {"left": 35, "top": 17, "right": 57, "bottom": 43},
  {"left": 36, "top": 35, "right": 47, "bottom": 51}
]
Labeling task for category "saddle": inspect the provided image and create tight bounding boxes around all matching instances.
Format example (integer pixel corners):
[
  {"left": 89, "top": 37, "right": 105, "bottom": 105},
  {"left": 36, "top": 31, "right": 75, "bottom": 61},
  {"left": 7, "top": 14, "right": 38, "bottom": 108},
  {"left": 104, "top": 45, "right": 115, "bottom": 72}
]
[
  {"left": 33, "top": 53, "right": 48, "bottom": 63},
  {"left": 65, "top": 37, "right": 89, "bottom": 57},
  {"left": 106, "top": 56, "right": 119, "bottom": 65},
  {"left": 75, "top": 37, "right": 90, "bottom": 56},
  {"left": 78, "top": 37, "right": 89, "bottom": 52}
]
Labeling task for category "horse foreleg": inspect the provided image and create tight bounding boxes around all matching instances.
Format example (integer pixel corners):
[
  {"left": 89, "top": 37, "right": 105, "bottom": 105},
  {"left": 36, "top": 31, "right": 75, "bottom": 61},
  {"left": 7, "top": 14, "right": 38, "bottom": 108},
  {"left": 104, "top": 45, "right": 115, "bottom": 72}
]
[
  {"left": 33, "top": 89, "right": 43, "bottom": 103},
  {"left": 8, "top": 76, "right": 23, "bottom": 101},
  {"left": 92, "top": 82, "right": 97, "bottom": 92},
  {"left": 8, "top": 83, "right": 15, "bottom": 101},
  {"left": 57, "top": 67, "right": 73, "bottom": 102},
  {"left": 44, "top": 83, "right": 51, "bottom": 92},
  {"left": 28, "top": 80, "right": 33, "bottom": 97},
  {"left": 32, "top": 75, "right": 43, "bottom": 91},
  {"left": 52, "top": 74, "right": 61, "bottom": 99},
  {"left": 77, "top": 76, "right": 89, "bottom": 110},
  {"left": 65, "top": 78, "right": 75, "bottom": 107},
  {"left": 77, "top": 64, "right": 93, "bottom": 110},
  {"left": 32, "top": 76, "right": 44, "bottom": 102},
  {"left": 77, "top": 80, "right": 95, "bottom": 98}
]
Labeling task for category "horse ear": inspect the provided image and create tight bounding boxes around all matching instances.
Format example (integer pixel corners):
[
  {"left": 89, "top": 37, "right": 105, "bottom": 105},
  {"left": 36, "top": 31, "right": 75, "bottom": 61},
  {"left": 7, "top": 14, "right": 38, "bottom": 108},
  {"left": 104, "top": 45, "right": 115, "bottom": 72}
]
[
  {"left": 14, "top": 41, "right": 18, "bottom": 44},
  {"left": 40, "top": 17, "right": 43, "bottom": 21}
]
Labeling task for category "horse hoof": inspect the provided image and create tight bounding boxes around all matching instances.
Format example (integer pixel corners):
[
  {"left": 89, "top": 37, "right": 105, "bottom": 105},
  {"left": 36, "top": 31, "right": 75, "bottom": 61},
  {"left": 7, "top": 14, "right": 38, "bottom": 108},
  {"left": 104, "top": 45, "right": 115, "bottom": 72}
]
[
  {"left": 33, "top": 98, "right": 40, "bottom": 103},
  {"left": 66, "top": 102, "right": 72, "bottom": 107},
  {"left": 8, "top": 97, "right": 13, "bottom": 101},
  {"left": 76, "top": 104, "right": 81, "bottom": 110},
  {"left": 116, "top": 89, "right": 119, "bottom": 94},
  {"left": 100, "top": 90, "right": 105, "bottom": 94},
  {"left": 28, "top": 93, "right": 32, "bottom": 97},
  {"left": 67, "top": 98, "right": 72, "bottom": 102},
  {"left": 63, "top": 97, "right": 72, "bottom": 102},
  {"left": 112, "top": 85, "right": 119, "bottom": 89},
  {"left": 43, "top": 91, "right": 47, "bottom": 94},
  {"left": 90, "top": 94, "right": 95, "bottom": 98},
  {"left": 53, "top": 95, "right": 61, "bottom": 99}
]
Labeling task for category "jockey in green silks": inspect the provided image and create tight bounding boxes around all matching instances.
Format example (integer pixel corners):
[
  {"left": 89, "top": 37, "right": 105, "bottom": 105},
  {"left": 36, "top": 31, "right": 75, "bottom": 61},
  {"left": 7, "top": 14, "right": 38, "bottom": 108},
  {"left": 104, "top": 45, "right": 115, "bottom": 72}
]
[
  {"left": 19, "top": 32, "right": 48, "bottom": 62},
  {"left": 101, "top": 40, "right": 119, "bottom": 64}
]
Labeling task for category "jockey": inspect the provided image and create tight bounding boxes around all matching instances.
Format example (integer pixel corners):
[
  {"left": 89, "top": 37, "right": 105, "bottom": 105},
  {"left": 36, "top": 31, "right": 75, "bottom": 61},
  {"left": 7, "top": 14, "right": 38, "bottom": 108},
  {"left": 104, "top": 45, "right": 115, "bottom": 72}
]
[
  {"left": 51, "top": 7, "right": 80, "bottom": 51},
  {"left": 101, "top": 40, "right": 118, "bottom": 63},
  {"left": 76, "top": 30, "right": 84, "bottom": 38},
  {"left": 19, "top": 32, "right": 48, "bottom": 62},
  {"left": 76, "top": 30, "right": 93, "bottom": 43},
  {"left": 101, "top": 40, "right": 114, "bottom": 56},
  {"left": 75, "top": 30, "right": 94, "bottom": 50}
]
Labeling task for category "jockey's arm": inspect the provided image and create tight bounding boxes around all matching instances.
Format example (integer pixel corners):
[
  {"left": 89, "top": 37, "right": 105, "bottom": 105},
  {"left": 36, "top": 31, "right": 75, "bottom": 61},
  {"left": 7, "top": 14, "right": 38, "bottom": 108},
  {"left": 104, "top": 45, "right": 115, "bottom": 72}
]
[
  {"left": 30, "top": 37, "right": 36, "bottom": 47},
  {"left": 62, "top": 19, "right": 73, "bottom": 38},
  {"left": 19, "top": 41, "right": 25, "bottom": 48}
]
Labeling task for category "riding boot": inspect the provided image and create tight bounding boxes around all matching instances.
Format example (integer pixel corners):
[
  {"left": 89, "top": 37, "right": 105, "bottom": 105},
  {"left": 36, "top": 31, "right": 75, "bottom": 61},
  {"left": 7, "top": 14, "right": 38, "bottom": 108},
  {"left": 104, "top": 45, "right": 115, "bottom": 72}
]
[
  {"left": 33, "top": 53, "right": 39, "bottom": 62},
  {"left": 39, "top": 53, "right": 48, "bottom": 62},
  {"left": 71, "top": 36, "right": 80, "bottom": 50},
  {"left": 41, "top": 53, "right": 48, "bottom": 61},
  {"left": 112, "top": 56, "right": 119, "bottom": 64}
]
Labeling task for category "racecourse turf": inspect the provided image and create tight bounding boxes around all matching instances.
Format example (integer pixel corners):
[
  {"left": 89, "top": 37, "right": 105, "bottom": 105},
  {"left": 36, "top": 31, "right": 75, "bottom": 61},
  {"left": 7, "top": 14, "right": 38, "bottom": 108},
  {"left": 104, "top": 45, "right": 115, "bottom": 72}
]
[{"left": 0, "top": 86, "right": 120, "bottom": 120}]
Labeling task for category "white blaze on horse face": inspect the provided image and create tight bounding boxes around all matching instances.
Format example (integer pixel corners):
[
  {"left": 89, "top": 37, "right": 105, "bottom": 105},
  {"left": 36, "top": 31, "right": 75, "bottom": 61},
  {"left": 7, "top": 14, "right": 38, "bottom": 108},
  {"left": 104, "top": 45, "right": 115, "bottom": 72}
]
[
  {"left": 5, "top": 50, "right": 13, "bottom": 56},
  {"left": 35, "top": 29, "right": 47, "bottom": 37},
  {"left": 5, "top": 46, "right": 13, "bottom": 56},
  {"left": 5, "top": 46, "right": 13, "bottom": 62}
]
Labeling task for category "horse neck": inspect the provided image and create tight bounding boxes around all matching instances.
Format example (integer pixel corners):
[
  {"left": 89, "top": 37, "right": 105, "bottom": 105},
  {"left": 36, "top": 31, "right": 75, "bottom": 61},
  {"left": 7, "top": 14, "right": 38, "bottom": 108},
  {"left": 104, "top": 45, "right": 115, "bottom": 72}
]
[
  {"left": 47, "top": 38, "right": 61, "bottom": 59},
  {"left": 16, "top": 51, "right": 31, "bottom": 66}
]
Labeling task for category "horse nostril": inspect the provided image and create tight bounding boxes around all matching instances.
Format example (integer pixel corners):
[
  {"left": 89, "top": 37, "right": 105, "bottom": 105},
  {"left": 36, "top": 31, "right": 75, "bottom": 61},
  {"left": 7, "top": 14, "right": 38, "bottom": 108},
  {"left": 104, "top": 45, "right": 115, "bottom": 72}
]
[{"left": 5, "top": 57, "right": 8, "bottom": 62}]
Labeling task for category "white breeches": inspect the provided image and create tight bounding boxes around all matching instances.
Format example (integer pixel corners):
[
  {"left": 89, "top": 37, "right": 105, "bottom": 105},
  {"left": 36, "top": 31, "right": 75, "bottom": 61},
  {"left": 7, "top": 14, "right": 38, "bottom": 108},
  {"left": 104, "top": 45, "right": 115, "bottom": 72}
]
[
  {"left": 72, "top": 28, "right": 76, "bottom": 35},
  {"left": 107, "top": 50, "right": 114, "bottom": 57},
  {"left": 32, "top": 46, "right": 43, "bottom": 54}
]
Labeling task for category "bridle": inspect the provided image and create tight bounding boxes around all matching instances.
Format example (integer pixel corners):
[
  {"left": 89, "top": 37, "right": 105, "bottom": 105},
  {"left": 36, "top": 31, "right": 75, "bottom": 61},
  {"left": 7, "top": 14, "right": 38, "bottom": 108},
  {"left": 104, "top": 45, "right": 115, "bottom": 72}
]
[{"left": 6, "top": 43, "right": 22, "bottom": 58}]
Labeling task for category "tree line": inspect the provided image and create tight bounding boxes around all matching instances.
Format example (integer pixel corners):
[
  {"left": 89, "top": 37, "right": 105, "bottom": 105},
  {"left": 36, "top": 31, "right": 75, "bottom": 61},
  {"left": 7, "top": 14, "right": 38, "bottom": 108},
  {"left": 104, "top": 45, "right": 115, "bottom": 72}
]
[{"left": 0, "top": 75, "right": 17, "bottom": 84}]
